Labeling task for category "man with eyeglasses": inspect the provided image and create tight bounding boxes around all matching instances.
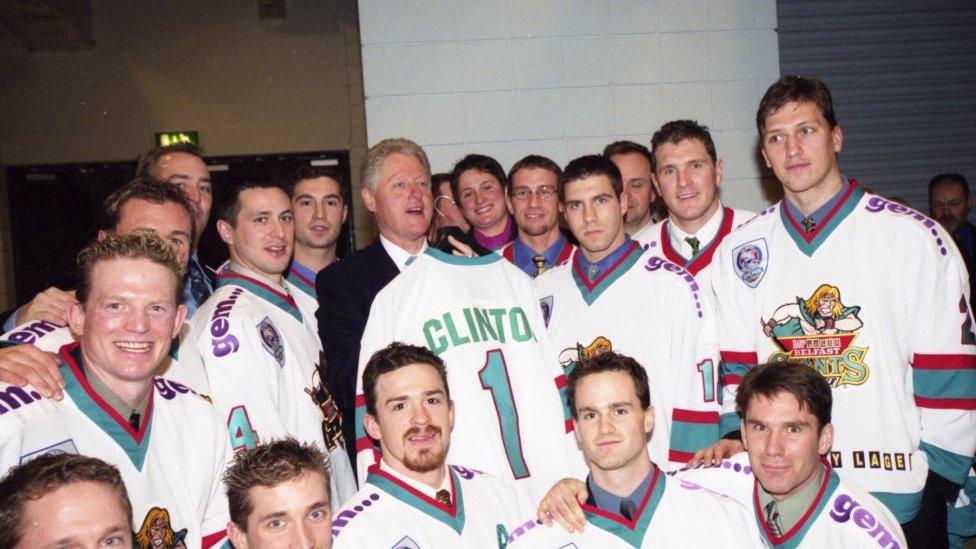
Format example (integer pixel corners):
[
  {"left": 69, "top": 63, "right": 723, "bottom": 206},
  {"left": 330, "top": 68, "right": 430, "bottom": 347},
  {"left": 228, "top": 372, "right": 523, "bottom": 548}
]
[{"left": 501, "top": 155, "right": 575, "bottom": 278}]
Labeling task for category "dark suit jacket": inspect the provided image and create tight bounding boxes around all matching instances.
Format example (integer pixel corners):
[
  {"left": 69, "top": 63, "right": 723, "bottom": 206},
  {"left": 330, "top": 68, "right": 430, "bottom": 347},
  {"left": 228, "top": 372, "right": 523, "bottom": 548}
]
[{"left": 315, "top": 238, "right": 399, "bottom": 472}]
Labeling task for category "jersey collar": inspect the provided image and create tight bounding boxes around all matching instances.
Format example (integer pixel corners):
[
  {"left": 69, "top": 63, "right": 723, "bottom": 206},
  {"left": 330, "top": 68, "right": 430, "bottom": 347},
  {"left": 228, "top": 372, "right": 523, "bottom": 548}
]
[
  {"left": 660, "top": 206, "right": 735, "bottom": 275},
  {"left": 365, "top": 465, "right": 466, "bottom": 535},
  {"left": 581, "top": 466, "right": 666, "bottom": 546},
  {"left": 285, "top": 261, "right": 317, "bottom": 298},
  {"left": 217, "top": 267, "right": 302, "bottom": 323},
  {"left": 571, "top": 240, "right": 643, "bottom": 305},
  {"left": 752, "top": 458, "right": 839, "bottom": 548},
  {"left": 780, "top": 181, "right": 863, "bottom": 257}
]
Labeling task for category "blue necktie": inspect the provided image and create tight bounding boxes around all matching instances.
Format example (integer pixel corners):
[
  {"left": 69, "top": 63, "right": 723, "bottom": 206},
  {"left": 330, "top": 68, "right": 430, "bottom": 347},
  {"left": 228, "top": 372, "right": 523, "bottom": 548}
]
[{"left": 188, "top": 258, "right": 211, "bottom": 306}]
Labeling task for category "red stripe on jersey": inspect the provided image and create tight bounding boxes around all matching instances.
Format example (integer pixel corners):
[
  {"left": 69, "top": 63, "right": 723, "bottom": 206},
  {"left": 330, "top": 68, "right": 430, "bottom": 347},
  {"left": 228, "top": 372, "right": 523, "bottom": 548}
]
[
  {"left": 355, "top": 393, "right": 366, "bottom": 407},
  {"left": 912, "top": 353, "right": 976, "bottom": 370},
  {"left": 356, "top": 437, "right": 374, "bottom": 451},
  {"left": 565, "top": 418, "right": 574, "bottom": 433},
  {"left": 723, "top": 375, "right": 743, "bottom": 386},
  {"left": 672, "top": 408, "right": 719, "bottom": 424},
  {"left": 202, "top": 530, "right": 227, "bottom": 548},
  {"left": 669, "top": 449, "right": 694, "bottom": 463},
  {"left": 555, "top": 374, "right": 568, "bottom": 389},
  {"left": 721, "top": 351, "right": 758, "bottom": 364},
  {"left": 914, "top": 396, "right": 976, "bottom": 410}
]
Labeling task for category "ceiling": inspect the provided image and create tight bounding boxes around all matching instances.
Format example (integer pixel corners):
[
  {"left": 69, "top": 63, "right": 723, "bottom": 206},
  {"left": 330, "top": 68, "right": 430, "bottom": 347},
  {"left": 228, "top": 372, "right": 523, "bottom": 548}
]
[{"left": 0, "top": 0, "right": 93, "bottom": 52}]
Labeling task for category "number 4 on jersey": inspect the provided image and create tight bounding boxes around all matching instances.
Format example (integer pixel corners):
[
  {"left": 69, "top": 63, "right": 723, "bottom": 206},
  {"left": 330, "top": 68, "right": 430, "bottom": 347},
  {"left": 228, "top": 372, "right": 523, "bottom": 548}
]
[
  {"left": 478, "top": 349, "right": 530, "bottom": 479},
  {"left": 227, "top": 405, "right": 259, "bottom": 451}
]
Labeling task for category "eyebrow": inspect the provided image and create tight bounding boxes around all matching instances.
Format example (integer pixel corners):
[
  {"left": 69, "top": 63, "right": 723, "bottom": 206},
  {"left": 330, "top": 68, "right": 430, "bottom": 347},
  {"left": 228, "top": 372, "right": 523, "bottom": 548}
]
[
  {"left": 383, "top": 390, "right": 445, "bottom": 406},
  {"left": 296, "top": 193, "right": 343, "bottom": 201},
  {"left": 54, "top": 525, "right": 128, "bottom": 544},
  {"left": 256, "top": 510, "right": 288, "bottom": 523}
]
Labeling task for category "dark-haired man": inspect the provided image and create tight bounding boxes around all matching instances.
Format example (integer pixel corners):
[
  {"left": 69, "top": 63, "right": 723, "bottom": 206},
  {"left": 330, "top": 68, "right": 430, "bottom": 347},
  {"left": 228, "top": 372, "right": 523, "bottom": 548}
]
[
  {"left": 929, "top": 173, "right": 976, "bottom": 312},
  {"left": 452, "top": 154, "right": 517, "bottom": 250},
  {"left": 639, "top": 120, "right": 753, "bottom": 288},
  {"left": 332, "top": 343, "right": 533, "bottom": 547},
  {"left": 604, "top": 141, "right": 660, "bottom": 240},
  {"left": 286, "top": 167, "right": 349, "bottom": 302},
  {"left": 0, "top": 233, "right": 231, "bottom": 546},
  {"left": 500, "top": 155, "right": 574, "bottom": 277},
  {"left": 505, "top": 352, "right": 757, "bottom": 547},
  {"left": 225, "top": 438, "right": 333, "bottom": 549},
  {"left": 0, "top": 453, "right": 134, "bottom": 549},
  {"left": 705, "top": 76, "right": 976, "bottom": 547},
  {"left": 179, "top": 181, "right": 356, "bottom": 507},
  {"left": 535, "top": 154, "right": 720, "bottom": 472}
]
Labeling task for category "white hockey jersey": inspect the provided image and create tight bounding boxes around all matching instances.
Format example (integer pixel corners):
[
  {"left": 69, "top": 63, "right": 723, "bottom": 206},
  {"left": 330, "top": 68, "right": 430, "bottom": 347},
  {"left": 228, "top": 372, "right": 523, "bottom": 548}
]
[
  {"left": 332, "top": 464, "right": 535, "bottom": 548},
  {"left": 712, "top": 183, "right": 976, "bottom": 522},
  {"left": 356, "top": 248, "right": 576, "bottom": 499},
  {"left": 636, "top": 205, "right": 755, "bottom": 294},
  {"left": 0, "top": 343, "right": 230, "bottom": 549},
  {"left": 179, "top": 265, "right": 356, "bottom": 507},
  {"left": 501, "top": 465, "right": 760, "bottom": 548},
  {"left": 534, "top": 240, "right": 721, "bottom": 472},
  {"left": 673, "top": 452, "right": 907, "bottom": 548}
]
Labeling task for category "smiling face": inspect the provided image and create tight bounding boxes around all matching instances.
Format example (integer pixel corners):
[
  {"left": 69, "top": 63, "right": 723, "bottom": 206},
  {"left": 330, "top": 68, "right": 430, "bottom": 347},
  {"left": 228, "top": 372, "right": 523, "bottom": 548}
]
[
  {"left": 507, "top": 166, "right": 561, "bottom": 239},
  {"left": 362, "top": 153, "right": 432, "bottom": 252},
  {"left": 292, "top": 176, "right": 347, "bottom": 253},
  {"left": 364, "top": 363, "right": 455, "bottom": 482},
  {"left": 68, "top": 257, "right": 185, "bottom": 390},
  {"left": 652, "top": 138, "right": 723, "bottom": 234},
  {"left": 15, "top": 481, "right": 133, "bottom": 549},
  {"left": 563, "top": 175, "right": 629, "bottom": 263},
  {"left": 155, "top": 152, "right": 212, "bottom": 244},
  {"left": 228, "top": 472, "right": 332, "bottom": 549},
  {"left": 218, "top": 187, "right": 294, "bottom": 283},
  {"left": 742, "top": 391, "right": 833, "bottom": 502},
  {"left": 457, "top": 168, "right": 509, "bottom": 236},
  {"left": 573, "top": 370, "right": 654, "bottom": 475},
  {"left": 760, "top": 101, "right": 844, "bottom": 207},
  {"left": 609, "top": 152, "right": 655, "bottom": 230}
]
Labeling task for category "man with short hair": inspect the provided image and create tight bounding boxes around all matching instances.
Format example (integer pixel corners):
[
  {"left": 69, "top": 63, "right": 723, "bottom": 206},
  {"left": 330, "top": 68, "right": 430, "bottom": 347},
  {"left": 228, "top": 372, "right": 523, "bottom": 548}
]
[
  {"left": 500, "top": 155, "right": 574, "bottom": 278},
  {"left": 332, "top": 342, "right": 534, "bottom": 547},
  {"left": 706, "top": 76, "right": 976, "bottom": 547},
  {"left": 0, "top": 233, "right": 231, "bottom": 546},
  {"left": 285, "top": 166, "right": 349, "bottom": 302},
  {"left": 604, "top": 141, "right": 660, "bottom": 240},
  {"left": 0, "top": 453, "right": 134, "bottom": 549},
  {"left": 535, "top": 155, "right": 720, "bottom": 472},
  {"left": 929, "top": 173, "right": 976, "bottom": 312},
  {"left": 641, "top": 120, "right": 753, "bottom": 287},
  {"left": 316, "top": 138, "right": 434, "bottom": 469},
  {"left": 224, "top": 438, "right": 333, "bottom": 549},
  {"left": 452, "top": 153, "right": 517, "bottom": 250},
  {"left": 136, "top": 143, "right": 215, "bottom": 317},
  {"left": 180, "top": 181, "right": 356, "bottom": 507},
  {"left": 506, "top": 352, "right": 758, "bottom": 547}
]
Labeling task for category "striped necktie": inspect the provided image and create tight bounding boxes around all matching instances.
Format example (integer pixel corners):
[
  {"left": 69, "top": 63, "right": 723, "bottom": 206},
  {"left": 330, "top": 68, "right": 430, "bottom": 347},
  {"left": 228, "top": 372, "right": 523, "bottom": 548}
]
[{"left": 765, "top": 500, "right": 783, "bottom": 537}]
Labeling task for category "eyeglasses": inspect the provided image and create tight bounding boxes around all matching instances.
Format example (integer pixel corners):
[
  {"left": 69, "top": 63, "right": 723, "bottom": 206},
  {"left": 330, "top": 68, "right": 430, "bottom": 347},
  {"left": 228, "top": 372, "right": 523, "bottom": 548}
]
[{"left": 510, "top": 186, "right": 557, "bottom": 201}]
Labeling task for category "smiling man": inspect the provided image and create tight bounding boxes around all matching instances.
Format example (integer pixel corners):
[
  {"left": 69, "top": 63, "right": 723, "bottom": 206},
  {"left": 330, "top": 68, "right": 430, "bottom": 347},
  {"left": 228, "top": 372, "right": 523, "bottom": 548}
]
[
  {"left": 286, "top": 166, "right": 349, "bottom": 303},
  {"left": 705, "top": 76, "right": 976, "bottom": 548},
  {"left": 452, "top": 154, "right": 517, "bottom": 251},
  {"left": 180, "top": 181, "right": 356, "bottom": 509},
  {"left": 0, "top": 233, "right": 232, "bottom": 547},
  {"left": 331, "top": 343, "right": 534, "bottom": 548}
]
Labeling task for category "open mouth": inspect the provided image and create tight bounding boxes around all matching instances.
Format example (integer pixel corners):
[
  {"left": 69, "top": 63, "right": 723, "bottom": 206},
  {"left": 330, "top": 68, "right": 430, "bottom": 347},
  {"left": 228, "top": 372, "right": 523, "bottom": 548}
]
[{"left": 116, "top": 341, "right": 151, "bottom": 352}]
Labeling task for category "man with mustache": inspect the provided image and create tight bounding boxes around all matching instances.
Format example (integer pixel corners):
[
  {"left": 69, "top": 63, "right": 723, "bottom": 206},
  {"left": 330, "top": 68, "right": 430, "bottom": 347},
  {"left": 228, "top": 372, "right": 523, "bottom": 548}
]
[{"left": 331, "top": 342, "right": 534, "bottom": 548}]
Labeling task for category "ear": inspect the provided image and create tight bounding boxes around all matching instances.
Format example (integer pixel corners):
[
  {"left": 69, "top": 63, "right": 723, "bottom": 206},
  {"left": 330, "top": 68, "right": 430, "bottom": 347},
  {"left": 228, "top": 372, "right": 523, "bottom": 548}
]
[
  {"left": 227, "top": 521, "right": 249, "bottom": 549},
  {"left": 216, "top": 220, "right": 234, "bottom": 246},
  {"left": 448, "top": 400, "right": 456, "bottom": 431},
  {"left": 341, "top": 204, "right": 349, "bottom": 224},
  {"left": 760, "top": 144, "right": 772, "bottom": 169},
  {"left": 172, "top": 304, "right": 187, "bottom": 339},
  {"left": 818, "top": 422, "right": 834, "bottom": 455},
  {"left": 740, "top": 419, "right": 749, "bottom": 451},
  {"left": 643, "top": 404, "right": 655, "bottom": 436},
  {"left": 650, "top": 173, "right": 662, "bottom": 199},
  {"left": 505, "top": 194, "right": 514, "bottom": 216},
  {"left": 714, "top": 158, "right": 724, "bottom": 189},
  {"left": 364, "top": 412, "right": 382, "bottom": 442},
  {"left": 66, "top": 300, "right": 86, "bottom": 338},
  {"left": 831, "top": 125, "right": 844, "bottom": 154},
  {"left": 619, "top": 190, "right": 629, "bottom": 213},
  {"left": 362, "top": 186, "right": 378, "bottom": 214}
]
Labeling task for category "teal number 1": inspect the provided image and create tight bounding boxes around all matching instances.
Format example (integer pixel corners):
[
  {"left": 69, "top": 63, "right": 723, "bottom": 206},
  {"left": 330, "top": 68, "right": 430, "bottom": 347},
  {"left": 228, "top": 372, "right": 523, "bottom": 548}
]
[
  {"left": 227, "top": 405, "right": 259, "bottom": 451},
  {"left": 697, "top": 359, "right": 715, "bottom": 402},
  {"left": 478, "top": 350, "right": 530, "bottom": 479}
]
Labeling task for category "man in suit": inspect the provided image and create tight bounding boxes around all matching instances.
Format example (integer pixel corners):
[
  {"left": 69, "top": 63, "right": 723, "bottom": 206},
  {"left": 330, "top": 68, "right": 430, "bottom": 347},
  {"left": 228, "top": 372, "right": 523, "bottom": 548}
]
[{"left": 316, "top": 138, "right": 434, "bottom": 471}]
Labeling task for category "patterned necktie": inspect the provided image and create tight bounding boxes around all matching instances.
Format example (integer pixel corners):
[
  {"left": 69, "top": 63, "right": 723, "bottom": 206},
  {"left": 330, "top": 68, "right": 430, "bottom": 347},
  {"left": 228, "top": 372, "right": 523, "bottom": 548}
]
[
  {"left": 128, "top": 411, "right": 140, "bottom": 432},
  {"left": 685, "top": 236, "right": 701, "bottom": 256},
  {"left": 405, "top": 255, "right": 417, "bottom": 267},
  {"left": 188, "top": 258, "right": 210, "bottom": 306},
  {"left": 619, "top": 498, "right": 637, "bottom": 521},
  {"left": 802, "top": 216, "right": 816, "bottom": 234},
  {"left": 435, "top": 489, "right": 451, "bottom": 506},
  {"left": 533, "top": 255, "right": 547, "bottom": 277},
  {"left": 765, "top": 500, "right": 783, "bottom": 537},
  {"left": 586, "top": 263, "right": 599, "bottom": 281}
]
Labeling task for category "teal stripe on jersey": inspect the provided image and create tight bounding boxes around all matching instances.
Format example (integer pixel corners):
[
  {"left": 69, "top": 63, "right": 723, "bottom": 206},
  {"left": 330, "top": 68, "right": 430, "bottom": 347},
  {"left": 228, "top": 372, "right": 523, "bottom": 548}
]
[
  {"left": 286, "top": 268, "right": 316, "bottom": 298},
  {"left": 913, "top": 368, "right": 976, "bottom": 400},
  {"left": 756, "top": 470, "right": 839, "bottom": 549},
  {"left": 367, "top": 468, "right": 467, "bottom": 534},
  {"left": 426, "top": 247, "right": 501, "bottom": 266},
  {"left": 720, "top": 412, "right": 741, "bottom": 437},
  {"left": 571, "top": 242, "right": 643, "bottom": 306},
  {"left": 870, "top": 490, "right": 922, "bottom": 524},
  {"left": 780, "top": 185, "right": 863, "bottom": 257},
  {"left": 920, "top": 441, "right": 975, "bottom": 486},
  {"left": 584, "top": 467, "right": 665, "bottom": 546},
  {"left": 720, "top": 361, "right": 751, "bottom": 382},
  {"left": 670, "top": 419, "right": 720, "bottom": 455}
]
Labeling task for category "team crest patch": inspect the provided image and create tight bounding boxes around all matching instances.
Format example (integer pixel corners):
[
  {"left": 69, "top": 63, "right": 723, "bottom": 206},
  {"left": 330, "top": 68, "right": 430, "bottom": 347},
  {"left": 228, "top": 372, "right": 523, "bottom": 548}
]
[
  {"left": 540, "top": 295, "right": 554, "bottom": 327},
  {"left": 135, "top": 507, "right": 188, "bottom": 549},
  {"left": 20, "top": 439, "right": 78, "bottom": 464},
  {"left": 391, "top": 536, "right": 421, "bottom": 549},
  {"left": 762, "top": 283, "right": 870, "bottom": 388},
  {"left": 732, "top": 239, "right": 768, "bottom": 288},
  {"left": 558, "top": 336, "right": 613, "bottom": 374},
  {"left": 257, "top": 317, "right": 285, "bottom": 368}
]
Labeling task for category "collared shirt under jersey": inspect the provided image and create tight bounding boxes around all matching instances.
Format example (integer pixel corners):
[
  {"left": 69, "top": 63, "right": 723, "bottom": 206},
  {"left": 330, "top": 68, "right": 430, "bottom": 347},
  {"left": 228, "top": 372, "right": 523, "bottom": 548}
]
[
  {"left": 512, "top": 233, "right": 570, "bottom": 276},
  {"left": 666, "top": 204, "right": 727, "bottom": 259},
  {"left": 81, "top": 356, "right": 151, "bottom": 427},
  {"left": 587, "top": 467, "right": 654, "bottom": 516},
  {"left": 380, "top": 234, "right": 429, "bottom": 272},
  {"left": 378, "top": 458, "right": 452, "bottom": 500},
  {"left": 757, "top": 463, "right": 827, "bottom": 534},
  {"left": 783, "top": 177, "right": 851, "bottom": 230},
  {"left": 578, "top": 235, "right": 635, "bottom": 282}
]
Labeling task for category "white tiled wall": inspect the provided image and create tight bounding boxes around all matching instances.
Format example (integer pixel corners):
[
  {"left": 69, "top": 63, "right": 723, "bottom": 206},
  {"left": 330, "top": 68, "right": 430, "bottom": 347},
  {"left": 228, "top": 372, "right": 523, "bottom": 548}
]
[{"left": 359, "top": 0, "right": 779, "bottom": 211}]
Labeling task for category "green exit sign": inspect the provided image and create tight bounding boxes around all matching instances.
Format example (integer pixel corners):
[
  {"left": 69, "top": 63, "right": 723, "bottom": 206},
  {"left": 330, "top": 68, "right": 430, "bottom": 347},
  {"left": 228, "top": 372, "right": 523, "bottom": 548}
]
[{"left": 155, "top": 131, "right": 200, "bottom": 148}]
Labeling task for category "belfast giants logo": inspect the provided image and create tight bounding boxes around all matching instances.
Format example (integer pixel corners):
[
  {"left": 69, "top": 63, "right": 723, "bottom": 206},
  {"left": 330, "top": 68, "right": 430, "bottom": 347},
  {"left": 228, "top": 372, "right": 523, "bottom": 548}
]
[{"left": 762, "top": 283, "right": 870, "bottom": 387}]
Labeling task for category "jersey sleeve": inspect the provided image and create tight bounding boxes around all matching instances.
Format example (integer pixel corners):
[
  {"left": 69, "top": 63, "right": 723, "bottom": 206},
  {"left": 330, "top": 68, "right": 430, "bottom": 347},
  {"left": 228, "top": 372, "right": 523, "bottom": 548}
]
[
  {"left": 354, "top": 288, "right": 398, "bottom": 486},
  {"left": 666, "top": 274, "right": 721, "bottom": 467},
  {"left": 711, "top": 244, "right": 759, "bottom": 438},
  {"left": 908, "top": 234, "right": 976, "bottom": 487},
  {"left": 200, "top": 410, "right": 232, "bottom": 548}
]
